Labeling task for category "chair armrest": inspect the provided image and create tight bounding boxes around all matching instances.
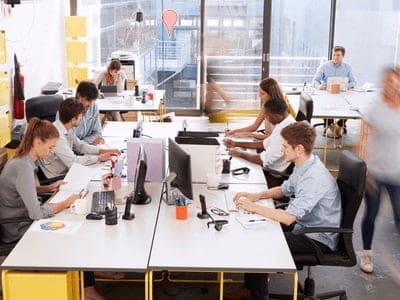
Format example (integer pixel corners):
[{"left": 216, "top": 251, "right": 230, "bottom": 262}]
[
  {"left": 39, "top": 175, "right": 65, "bottom": 186},
  {"left": 0, "top": 217, "right": 32, "bottom": 225},
  {"left": 262, "top": 166, "right": 291, "bottom": 179},
  {"left": 293, "top": 227, "right": 353, "bottom": 235}
]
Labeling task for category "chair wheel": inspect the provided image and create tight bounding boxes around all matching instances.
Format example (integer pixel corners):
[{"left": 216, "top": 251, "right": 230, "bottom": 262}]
[{"left": 304, "top": 278, "right": 315, "bottom": 296}]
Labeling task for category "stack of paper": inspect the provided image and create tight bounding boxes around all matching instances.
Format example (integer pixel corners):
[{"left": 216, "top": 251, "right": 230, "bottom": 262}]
[{"left": 49, "top": 163, "right": 94, "bottom": 204}]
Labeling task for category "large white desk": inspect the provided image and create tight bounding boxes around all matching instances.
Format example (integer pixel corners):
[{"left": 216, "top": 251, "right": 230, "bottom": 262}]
[
  {"left": 149, "top": 184, "right": 297, "bottom": 299},
  {"left": 97, "top": 90, "right": 166, "bottom": 121},
  {"left": 1, "top": 182, "right": 163, "bottom": 299}
]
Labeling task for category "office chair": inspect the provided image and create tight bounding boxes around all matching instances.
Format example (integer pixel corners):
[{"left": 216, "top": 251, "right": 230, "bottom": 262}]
[
  {"left": 0, "top": 217, "right": 33, "bottom": 256},
  {"left": 272, "top": 150, "right": 367, "bottom": 299},
  {"left": 296, "top": 92, "right": 313, "bottom": 122},
  {"left": 25, "top": 94, "right": 63, "bottom": 122}
]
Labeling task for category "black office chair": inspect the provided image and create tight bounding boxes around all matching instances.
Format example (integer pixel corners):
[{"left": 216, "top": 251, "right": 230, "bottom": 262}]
[
  {"left": 296, "top": 92, "right": 313, "bottom": 122},
  {"left": 25, "top": 94, "right": 63, "bottom": 122},
  {"left": 273, "top": 150, "right": 367, "bottom": 299},
  {"left": 0, "top": 217, "right": 32, "bottom": 256}
]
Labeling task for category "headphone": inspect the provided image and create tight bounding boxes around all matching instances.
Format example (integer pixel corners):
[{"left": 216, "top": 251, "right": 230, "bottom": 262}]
[
  {"left": 207, "top": 219, "right": 229, "bottom": 231},
  {"left": 231, "top": 167, "right": 250, "bottom": 176}
]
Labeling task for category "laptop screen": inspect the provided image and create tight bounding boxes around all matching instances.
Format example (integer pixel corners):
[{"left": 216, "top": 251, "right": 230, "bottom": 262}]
[{"left": 100, "top": 85, "right": 118, "bottom": 93}]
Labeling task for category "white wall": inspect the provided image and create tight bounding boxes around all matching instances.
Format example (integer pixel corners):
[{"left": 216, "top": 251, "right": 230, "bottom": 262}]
[{"left": 0, "top": 0, "right": 69, "bottom": 98}]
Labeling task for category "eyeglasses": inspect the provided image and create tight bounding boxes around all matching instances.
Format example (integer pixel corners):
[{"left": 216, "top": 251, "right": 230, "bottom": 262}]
[
  {"left": 210, "top": 207, "right": 229, "bottom": 216},
  {"left": 231, "top": 167, "right": 250, "bottom": 175}
]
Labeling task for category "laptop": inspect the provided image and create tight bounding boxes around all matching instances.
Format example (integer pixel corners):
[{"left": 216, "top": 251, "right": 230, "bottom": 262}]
[
  {"left": 100, "top": 85, "right": 118, "bottom": 96},
  {"left": 327, "top": 76, "right": 349, "bottom": 91}
]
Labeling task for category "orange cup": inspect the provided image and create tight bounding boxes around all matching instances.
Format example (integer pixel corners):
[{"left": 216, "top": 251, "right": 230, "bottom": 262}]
[{"left": 175, "top": 205, "right": 188, "bottom": 220}]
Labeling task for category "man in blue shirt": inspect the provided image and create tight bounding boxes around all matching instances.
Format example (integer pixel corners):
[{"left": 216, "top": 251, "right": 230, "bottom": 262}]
[
  {"left": 312, "top": 46, "right": 356, "bottom": 138},
  {"left": 227, "top": 122, "right": 342, "bottom": 300},
  {"left": 73, "top": 81, "right": 105, "bottom": 145}
]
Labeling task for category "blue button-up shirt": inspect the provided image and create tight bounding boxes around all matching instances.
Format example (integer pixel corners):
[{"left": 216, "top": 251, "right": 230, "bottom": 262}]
[
  {"left": 73, "top": 103, "right": 103, "bottom": 144},
  {"left": 282, "top": 155, "right": 342, "bottom": 250},
  {"left": 312, "top": 61, "right": 356, "bottom": 87}
]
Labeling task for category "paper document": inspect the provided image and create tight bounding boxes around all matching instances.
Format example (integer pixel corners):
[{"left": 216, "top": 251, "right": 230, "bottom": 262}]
[
  {"left": 49, "top": 163, "right": 94, "bottom": 203},
  {"left": 236, "top": 214, "right": 271, "bottom": 229},
  {"left": 29, "top": 219, "right": 83, "bottom": 234},
  {"left": 59, "top": 162, "right": 94, "bottom": 192}
]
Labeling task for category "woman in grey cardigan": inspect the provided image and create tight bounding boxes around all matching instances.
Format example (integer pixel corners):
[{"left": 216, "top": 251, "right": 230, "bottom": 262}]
[{"left": 0, "top": 117, "right": 79, "bottom": 243}]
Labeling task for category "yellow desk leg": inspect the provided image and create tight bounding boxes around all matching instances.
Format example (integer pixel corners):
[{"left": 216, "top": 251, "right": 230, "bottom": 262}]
[
  {"left": 218, "top": 272, "right": 224, "bottom": 300},
  {"left": 293, "top": 271, "right": 298, "bottom": 300},
  {"left": 80, "top": 271, "right": 85, "bottom": 300},
  {"left": 148, "top": 271, "right": 153, "bottom": 300}
]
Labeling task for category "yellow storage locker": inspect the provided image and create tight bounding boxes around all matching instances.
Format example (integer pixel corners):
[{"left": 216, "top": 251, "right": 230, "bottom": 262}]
[{"left": 2, "top": 270, "right": 81, "bottom": 300}]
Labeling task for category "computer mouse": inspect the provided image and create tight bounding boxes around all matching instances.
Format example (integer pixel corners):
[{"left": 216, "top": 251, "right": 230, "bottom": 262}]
[{"left": 86, "top": 213, "right": 103, "bottom": 220}]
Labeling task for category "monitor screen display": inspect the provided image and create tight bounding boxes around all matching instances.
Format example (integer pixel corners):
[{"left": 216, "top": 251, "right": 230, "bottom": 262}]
[
  {"left": 168, "top": 138, "right": 193, "bottom": 200},
  {"left": 123, "top": 145, "right": 151, "bottom": 220}
]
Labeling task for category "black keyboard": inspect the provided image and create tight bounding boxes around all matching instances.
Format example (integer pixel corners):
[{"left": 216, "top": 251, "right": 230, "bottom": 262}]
[
  {"left": 91, "top": 191, "right": 115, "bottom": 215},
  {"left": 177, "top": 130, "right": 220, "bottom": 138}
]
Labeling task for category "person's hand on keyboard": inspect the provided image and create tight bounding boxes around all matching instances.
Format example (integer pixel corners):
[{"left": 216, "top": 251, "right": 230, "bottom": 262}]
[
  {"left": 97, "top": 149, "right": 120, "bottom": 162},
  {"left": 235, "top": 196, "right": 257, "bottom": 214},
  {"left": 233, "top": 192, "right": 259, "bottom": 203}
]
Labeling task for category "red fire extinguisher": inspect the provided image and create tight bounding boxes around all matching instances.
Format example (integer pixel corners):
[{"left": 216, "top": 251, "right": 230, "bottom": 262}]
[{"left": 13, "top": 54, "right": 25, "bottom": 119}]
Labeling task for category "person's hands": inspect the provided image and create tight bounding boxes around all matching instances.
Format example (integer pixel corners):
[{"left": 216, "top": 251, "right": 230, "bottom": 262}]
[
  {"left": 98, "top": 152, "right": 113, "bottom": 162},
  {"left": 91, "top": 137, "right": 105, "bottom": 145},
  {"left": 232, "top": 132, "right": 251, "bottom": 138},
  {"left": 223, "top": 138, "right": 236, "bottom": 148},
  {"left": 228, "top": 148, "right": 242, "bottom": 158},
  {"left": 99, "top": 148, "right": 121, "bottom": 155},
  {"left": 65, "top": 194, "right": 81, "bottom": 208},
  {"left": 233, "top": 192, "right": 259, "bottom": 203},
  {"left": 234, "top": 196, "right": 257, "bottom": 213},
  {"left": 47, "top": 180, "right": 65, "bottom": 193}
]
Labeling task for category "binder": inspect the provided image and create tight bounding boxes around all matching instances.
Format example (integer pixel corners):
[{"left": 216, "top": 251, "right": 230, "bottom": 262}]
[{"left": 127, "top": 138, "right": 165, "bottom": 182}]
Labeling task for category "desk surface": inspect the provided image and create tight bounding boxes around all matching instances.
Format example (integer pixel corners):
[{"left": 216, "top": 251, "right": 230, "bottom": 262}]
[
  {"left": 149, "top": 184, "right": 296, "bottom": 273},
  {"left": 97, "top": 90, "right": 165, "bottom": 112},
  {"left": 1, "top": 182, "right": 162, "bottom": 272}
]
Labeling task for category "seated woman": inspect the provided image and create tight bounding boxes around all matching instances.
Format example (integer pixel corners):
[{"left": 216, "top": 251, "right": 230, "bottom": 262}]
[
  {"left": 95, "top": 59, "right": 127, "bottom": 121},
  {"left": 225, "top": 77, "right": 291, "bottom": 140},
  {"left": 0, "top": 118, "right": 104, "bottom": 300}
]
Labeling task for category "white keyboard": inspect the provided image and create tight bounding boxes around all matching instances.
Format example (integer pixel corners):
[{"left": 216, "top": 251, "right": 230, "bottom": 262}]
[{"left": 224, "top": 190, "right": 238, "bottom": 212}]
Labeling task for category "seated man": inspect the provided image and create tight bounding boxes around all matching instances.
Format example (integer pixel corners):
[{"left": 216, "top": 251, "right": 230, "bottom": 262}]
[
  {"left": 312, "top": 45, "right": 357, "bottom": 137},
  {"left": 38, "top": 97, "right": 119, "bottom": 179},
  {"left": 228, "top": 122, "right": 342, "bottom": 300},
  {"left": 73, "top": 81, "right": 104, "bottom": 146},
  {"left": 226, "top": 98, "right": 295, "bottom": 176}
]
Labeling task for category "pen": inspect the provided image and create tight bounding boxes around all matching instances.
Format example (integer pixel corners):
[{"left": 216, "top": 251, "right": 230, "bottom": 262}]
[{"left": 248, "top": 219, "right": 266, "bottom": 222}]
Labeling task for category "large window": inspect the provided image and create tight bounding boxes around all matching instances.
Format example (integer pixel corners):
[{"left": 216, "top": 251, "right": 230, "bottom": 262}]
[
  {"left": 270, "top": 0, "right": 331, "bottom": 88},
  {"left": 77, "top": 0, "right": 400, "bottom": 112},
  {"left": 202, "top": 0, "right": 265, "bottom": 112},
  {"left": 335, "top": 0, "right": 400, "bottom": 85}
]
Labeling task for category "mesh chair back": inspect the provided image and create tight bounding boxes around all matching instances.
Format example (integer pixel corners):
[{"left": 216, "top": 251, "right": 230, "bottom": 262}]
[{"left": 25, "top": 95, "right": 63, "bottom": 122}]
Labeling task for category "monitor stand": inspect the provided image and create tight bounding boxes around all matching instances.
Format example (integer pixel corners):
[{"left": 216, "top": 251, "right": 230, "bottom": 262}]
[{"left": 160, "top": 172, "right": 177, "bottom": 205}]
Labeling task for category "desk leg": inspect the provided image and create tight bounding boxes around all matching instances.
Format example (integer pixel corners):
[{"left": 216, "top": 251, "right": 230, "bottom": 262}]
[
  {"left": 80, "top": 271, "right": 85, "bottom": 300},
  {"left": 293, "top": 271, "right": 298, "bottom": 300},
  {"left": 148, "top": 271, "right": 153, "bottom": 300},
  {"left": 218, "top": 272, "right": 224, "bottom": 300}
]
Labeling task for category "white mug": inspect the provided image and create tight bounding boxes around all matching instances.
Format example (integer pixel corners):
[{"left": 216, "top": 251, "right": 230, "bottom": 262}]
[
  {"left": 71, "top": 198, "right": 88, "bottom": 215},
  {"left": 206, "top": 173, "right": 219, "bottom": 188}
]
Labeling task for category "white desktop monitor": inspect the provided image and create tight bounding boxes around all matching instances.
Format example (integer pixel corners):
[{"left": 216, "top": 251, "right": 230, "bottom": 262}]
[{"left": 327, "top": 76, "right": 349, "bottom": 91}]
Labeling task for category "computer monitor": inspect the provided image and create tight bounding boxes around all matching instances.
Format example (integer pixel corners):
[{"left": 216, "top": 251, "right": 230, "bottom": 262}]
[
  {"left": 168, "top": 138, "right": 193, "bottom": 200},
  {"left": 123, "top": 145, "right": 151, "bottom": 220}
]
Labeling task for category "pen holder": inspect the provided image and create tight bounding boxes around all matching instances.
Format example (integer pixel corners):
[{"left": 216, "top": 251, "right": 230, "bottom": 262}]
[
  {"left": 175, "top": 205, "right": 188, "bottom": 220},
  {"left": 105, "top": 207, "right": 118, "bottom": 225},
  {"left": 222, "top": 158, "right": 231, "bottom": 174}
]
